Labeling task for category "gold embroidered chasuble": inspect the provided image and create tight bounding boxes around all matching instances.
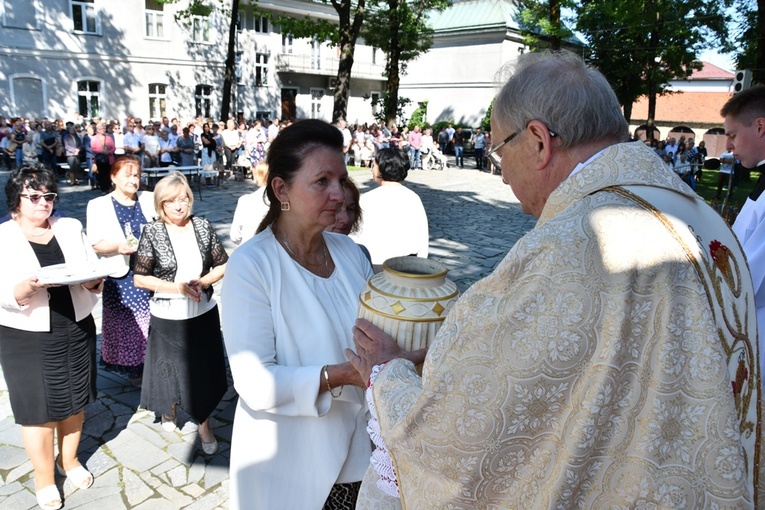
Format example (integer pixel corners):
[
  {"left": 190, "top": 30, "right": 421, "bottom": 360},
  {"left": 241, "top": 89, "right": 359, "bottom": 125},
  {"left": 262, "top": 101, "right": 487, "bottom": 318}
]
[{"left": 361, "top": 142, "right": 763, "bottom": 509}]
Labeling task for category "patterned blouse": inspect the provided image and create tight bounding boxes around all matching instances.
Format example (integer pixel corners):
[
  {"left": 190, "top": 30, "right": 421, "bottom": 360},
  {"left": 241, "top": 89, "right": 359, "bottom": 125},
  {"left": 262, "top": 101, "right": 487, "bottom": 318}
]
[{"left": 134, "top": 215, "right": 228, "bottom": 301}]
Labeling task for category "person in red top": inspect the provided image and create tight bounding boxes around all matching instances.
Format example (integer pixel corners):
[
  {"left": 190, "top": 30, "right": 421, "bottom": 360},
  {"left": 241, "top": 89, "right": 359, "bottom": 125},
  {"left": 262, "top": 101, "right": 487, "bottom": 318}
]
[{"left": 90, "top": 122, "right": 116, "bottom": 193}]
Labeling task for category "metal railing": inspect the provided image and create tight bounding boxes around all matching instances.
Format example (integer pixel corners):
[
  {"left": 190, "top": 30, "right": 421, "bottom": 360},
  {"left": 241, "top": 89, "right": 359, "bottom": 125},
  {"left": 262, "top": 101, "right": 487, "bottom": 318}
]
[{"left": 275, "top": 53, "right": 385, "bottom": 80}]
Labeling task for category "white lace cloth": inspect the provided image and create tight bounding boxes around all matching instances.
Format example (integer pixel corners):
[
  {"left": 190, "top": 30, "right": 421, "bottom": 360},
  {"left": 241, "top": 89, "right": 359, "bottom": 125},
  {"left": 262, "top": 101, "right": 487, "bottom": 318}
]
[{"left": 366, "top": 364, "right": 400, "bottom": 498}]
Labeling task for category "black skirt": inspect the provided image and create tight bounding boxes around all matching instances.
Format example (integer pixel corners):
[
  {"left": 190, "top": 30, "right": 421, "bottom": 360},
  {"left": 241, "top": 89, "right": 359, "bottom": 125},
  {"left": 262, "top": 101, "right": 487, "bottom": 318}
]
[
  {"left": 0, "top": 316, "right": 97, "bottom": 426},
  {"left": 140, "top": 306, "right": 228, "bottom": 423}
]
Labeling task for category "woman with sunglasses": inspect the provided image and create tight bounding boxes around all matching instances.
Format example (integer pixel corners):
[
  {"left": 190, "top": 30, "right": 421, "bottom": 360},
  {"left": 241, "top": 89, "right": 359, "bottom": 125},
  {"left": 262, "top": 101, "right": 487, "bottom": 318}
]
[
  {"left": 133, "top": 172, "right": 228, "bottom": 456},
  {"left": 0, "top": 163, "right": 103, "bottom": 510}
]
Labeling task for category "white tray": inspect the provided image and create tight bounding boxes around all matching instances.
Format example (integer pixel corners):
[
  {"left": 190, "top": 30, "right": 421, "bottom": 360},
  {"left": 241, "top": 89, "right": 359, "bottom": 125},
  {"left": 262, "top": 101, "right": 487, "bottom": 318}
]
[{"left": 37, "top": 263, "right": 114, "bottom": 285}]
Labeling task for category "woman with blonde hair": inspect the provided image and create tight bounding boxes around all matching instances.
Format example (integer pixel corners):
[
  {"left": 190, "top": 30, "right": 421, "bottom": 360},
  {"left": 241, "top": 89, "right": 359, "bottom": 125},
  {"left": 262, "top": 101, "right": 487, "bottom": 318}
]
[{"left": 133, "top": 172, "right": 228, "bottom": 455}]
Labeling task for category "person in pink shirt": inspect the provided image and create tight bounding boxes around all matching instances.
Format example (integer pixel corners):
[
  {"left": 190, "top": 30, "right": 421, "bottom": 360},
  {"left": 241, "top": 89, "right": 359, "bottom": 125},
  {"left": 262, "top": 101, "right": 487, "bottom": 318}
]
[{"left": 408, "top": 125, "right": 422, "bottom": 170}]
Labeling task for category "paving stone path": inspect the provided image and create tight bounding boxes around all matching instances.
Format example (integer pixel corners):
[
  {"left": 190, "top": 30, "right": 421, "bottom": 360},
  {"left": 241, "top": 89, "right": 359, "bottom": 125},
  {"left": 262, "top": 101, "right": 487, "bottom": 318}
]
[{"left": 0, "top": 164, "right": 536, "bottom": 509}]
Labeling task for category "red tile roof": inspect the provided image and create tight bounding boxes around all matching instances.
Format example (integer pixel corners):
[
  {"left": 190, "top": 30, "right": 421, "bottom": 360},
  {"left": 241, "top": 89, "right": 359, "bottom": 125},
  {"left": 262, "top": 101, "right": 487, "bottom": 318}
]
[
  {"left": 691, "top": 61, "right": 734, "bottom": 80},
  {"left": 630, "top": 91, "right": 731, "bottom": 125}
]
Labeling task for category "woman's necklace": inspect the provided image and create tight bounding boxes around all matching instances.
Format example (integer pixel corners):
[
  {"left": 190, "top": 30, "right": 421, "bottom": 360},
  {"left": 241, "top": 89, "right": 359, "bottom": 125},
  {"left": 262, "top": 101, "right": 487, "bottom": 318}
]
[
  {"left": 26, "top": 225, "right": 51, "bottom": 237},
  {"left": 274, "top": 224, "right": 329, "bottom": 269}
]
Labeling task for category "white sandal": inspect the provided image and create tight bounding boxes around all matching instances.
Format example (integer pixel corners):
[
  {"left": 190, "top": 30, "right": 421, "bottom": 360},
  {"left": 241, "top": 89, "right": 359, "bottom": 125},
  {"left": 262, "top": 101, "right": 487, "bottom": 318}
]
[
  {"left": 55, "top": 457, "right": 94, "bottom": 490},
  {"left": 35, "top": 484, "right": 62, "bottom": 510}
]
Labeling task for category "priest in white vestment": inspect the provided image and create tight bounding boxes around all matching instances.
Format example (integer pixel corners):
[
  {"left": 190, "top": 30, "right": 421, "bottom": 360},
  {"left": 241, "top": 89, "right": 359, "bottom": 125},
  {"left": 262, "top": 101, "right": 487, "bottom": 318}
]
[{"left": 348, "top": 51, "right": 764, "bottom": 509}]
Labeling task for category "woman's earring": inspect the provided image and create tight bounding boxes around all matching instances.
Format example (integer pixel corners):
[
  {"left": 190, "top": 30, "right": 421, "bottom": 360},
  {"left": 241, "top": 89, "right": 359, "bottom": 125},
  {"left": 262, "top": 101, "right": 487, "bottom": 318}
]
[{"left": 280, "top": 202, "right": 290, "bottom": 211}]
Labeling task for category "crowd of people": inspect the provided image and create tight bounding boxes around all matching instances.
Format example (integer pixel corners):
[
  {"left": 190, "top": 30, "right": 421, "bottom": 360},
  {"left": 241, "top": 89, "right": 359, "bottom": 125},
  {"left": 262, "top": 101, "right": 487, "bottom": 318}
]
[{"left": 2, "top": 50, "right": 765, "bottom": 510}]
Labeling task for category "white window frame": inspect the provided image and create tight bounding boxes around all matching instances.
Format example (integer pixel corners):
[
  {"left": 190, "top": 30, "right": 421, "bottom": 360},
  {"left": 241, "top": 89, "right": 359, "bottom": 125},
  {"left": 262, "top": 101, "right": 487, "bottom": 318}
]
[
  {"left": 372, "top": 47, "right": 378, "bottom": 65},
  {"left": 148, "top": 83, "right": 167, "bottom": 120},
  {"left": 8, "top": 73, "right": 47, "bottom": 117},
  {"left": 255, "top": 53, "right": 269, "bottom": 87},
  {"left": 311, "top": 38, "right": 321, "bottom": 70},
  {"left": 1, "top": 0, "right": 43, "bottom": 30},
  {"left": 144, "top": 0, "right": 166, "bottom": 39},
  {"left": 75, "top": 77, "right": 102, "bottom": 119},
  {"left": 191, "top": 15, "right": 211, "bottom": 44},
  {"left": 70, "top": 0, "right": 99, "bottom": 35},
  {"left": 281, "top": 33, "right": 293, "bottom": 54},
  {"left": 310, "top": 88, "right": 325, "bottom": 120},
  {"left": 195, "top": 84, "right": 213, "bottom": 118}
]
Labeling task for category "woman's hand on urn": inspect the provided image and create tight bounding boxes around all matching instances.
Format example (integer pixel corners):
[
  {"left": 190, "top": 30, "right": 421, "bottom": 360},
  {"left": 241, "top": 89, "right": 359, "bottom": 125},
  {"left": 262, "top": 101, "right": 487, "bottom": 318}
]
[{"left": 346, "top": 318, "right": 428, "bottom": 383}]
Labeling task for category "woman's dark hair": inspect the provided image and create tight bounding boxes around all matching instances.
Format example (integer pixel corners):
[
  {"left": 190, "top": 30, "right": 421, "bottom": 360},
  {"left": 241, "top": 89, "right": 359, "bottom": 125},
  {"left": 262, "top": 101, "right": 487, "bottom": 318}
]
[
  {"left": 374, "top": 148, "right": 409, "bottom": 182},
  {"left": 111, "top": 155, "right": 142, "bottom": 179},
  {"left": 257, "top": 119, "right": 344, "bottom": 233},
  {"left": 344, "top": 179, "right": 363, "bottom": 234},
  {"left": 6, "top": 162, "right": 58, "bottom": 214}
]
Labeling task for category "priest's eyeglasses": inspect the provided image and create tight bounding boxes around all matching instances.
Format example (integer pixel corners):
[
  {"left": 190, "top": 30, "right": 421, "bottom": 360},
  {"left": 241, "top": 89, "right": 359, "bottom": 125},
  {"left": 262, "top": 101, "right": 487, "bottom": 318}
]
[{"left": 487, "top": 124, "right": 558, "bottom": 172}]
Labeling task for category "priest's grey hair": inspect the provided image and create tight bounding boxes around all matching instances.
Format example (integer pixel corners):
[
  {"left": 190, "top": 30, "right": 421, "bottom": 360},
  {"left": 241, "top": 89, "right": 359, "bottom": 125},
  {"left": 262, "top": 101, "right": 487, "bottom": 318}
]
[{"left": 493, "top": 51, "right": 629, "bottom": 149}]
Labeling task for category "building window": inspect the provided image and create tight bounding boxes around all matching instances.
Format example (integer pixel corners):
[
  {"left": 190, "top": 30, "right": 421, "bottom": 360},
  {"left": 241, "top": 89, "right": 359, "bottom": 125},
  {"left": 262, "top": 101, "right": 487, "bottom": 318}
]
[
  {"left": 145, "top": 0, "right": 164, "bottom": 38},
  {"left": 192, "top": 15, "right": 210, "bottom": 43},
  {"left": 77, "top": 80, "right": 100, "bottom": 118},
  {"left": 310, "top": 88, "right": 324, "bottom": 120},
  {"left": 255, "top": 53, "right": 268, "bottom": 87},
  {"left": 149, "top": 84, "right": 167, "bottom": 119},
  {"left": 371, "top": 91, "right": 380, "bottom": 115},
  {"left": 71, "top": 0, "right": 97, "bottom": 34},
  {"left": 282, "top": 33, "right": 293, "bottom": 54},
  {"left": 311, "top": 38, "right": 321, "bottom": 70},
  {"left": 372, "top": 47, "right": 378, "bottom": 65},
  {"left": 254, "top": 15, "right": 268, "bottom": 33},
  {"left": 195, "top": 84, "right": 212, "bottom": 118}
]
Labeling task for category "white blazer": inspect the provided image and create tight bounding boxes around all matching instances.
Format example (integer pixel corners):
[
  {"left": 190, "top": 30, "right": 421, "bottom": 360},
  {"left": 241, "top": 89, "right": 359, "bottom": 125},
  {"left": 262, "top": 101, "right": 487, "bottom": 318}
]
[
  {"left": 86, "top": 191, "right": 155, "bottom": 277},
  {"left": 0, "top": 217, "right": 99, "bottom": 332}
]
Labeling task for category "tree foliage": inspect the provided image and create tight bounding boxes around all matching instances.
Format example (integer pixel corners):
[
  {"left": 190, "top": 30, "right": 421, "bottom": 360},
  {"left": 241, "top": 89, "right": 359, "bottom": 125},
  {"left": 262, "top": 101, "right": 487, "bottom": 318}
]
[
  {"left": 361, "top": 0, "right": 447, "bottom": 127},
  {"left": 520, "top": 0, "right": 731, "bottom": 130},
  {"left": 728, "top": 0, "right": 765, "bottom": 85},
  {"left": 518, "top": 0, "right": 574, "bottom": 50}
]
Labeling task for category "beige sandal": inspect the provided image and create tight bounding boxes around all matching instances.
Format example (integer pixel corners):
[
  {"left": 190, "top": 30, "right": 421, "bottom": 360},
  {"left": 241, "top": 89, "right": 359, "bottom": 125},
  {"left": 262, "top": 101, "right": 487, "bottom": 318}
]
[{"left": 35, "top": 484, "right": 62, "bottom": 510}]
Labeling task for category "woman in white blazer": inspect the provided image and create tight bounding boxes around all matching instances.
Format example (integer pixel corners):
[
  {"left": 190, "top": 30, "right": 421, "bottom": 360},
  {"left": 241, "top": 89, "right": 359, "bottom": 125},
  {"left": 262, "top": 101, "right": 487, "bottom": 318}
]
[
  {"left": 86, "top": 155, "right": 154, "bottom": 385},
  {"left": 222, "top": 120, "right": 373, "bottom": 509},
  {"left": 0, "top": 164, "right": 103, "bottom": 510}
]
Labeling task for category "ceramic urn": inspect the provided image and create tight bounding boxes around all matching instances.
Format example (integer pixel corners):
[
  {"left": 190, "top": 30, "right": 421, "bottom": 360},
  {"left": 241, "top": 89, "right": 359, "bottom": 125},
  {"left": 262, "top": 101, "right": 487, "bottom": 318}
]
[{"left": 358, "top": 256, "right": 460, "bottom": 352}]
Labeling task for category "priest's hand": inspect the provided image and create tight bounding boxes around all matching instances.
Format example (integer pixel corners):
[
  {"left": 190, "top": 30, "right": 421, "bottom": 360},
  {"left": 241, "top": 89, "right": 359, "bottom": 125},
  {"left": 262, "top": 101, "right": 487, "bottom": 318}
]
[{"left": 346, "top": 318, "right": 427, "bottom": 383}]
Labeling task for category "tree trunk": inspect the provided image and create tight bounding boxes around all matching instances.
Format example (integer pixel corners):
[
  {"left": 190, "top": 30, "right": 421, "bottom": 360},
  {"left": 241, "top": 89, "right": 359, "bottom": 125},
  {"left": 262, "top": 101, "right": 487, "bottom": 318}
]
[
  {"left": 623, "top": 102, "right": 632, "bottom": 124},
  {"left": 385, "top": 0, "right": 401, "bottom": 127},
  {"left": 220, "top": 0, "right": 239, "bottom": 122},
  {"left": 645, "top": 8, "right": 661, "bottom": 141},
  {"left": 549, "top": 0, "right": 561, "bottom": 51},
  {"left": 331, "top": 0, "right": 365, "bottom": 123}
]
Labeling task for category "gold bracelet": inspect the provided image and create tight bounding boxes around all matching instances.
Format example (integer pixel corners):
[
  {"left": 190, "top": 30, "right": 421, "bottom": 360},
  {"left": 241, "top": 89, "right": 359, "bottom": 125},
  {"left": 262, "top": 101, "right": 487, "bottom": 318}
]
[{"left": 322, "top": 365, "right": 343, "bottom": 398}]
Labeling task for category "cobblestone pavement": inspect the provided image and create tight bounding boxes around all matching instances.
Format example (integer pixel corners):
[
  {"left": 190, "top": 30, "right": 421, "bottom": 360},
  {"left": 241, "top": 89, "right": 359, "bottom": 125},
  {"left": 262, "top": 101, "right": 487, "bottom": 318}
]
[{"left": 0, "top": 164, "right": 536, "bottom": 509}]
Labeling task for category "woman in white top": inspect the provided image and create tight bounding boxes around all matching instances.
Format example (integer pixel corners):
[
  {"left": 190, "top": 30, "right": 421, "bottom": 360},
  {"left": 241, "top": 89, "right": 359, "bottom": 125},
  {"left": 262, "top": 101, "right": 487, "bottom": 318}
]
[
  {"left": 141, "top": 126, "right": 160, "bottom": 168},
  {"left": 222, "top": 119, "right": 373, "bottom": 509},
  {"left": 230, "top": 161, "right": 270, "bottom": 246},
  {"left": 0, "top": 164, "right": 103, "bottom": 510},
  {"left": 86, "top": 156, "right": 154, "bottom": 386},
  {"left": 351, "top": 148, "right": 429, "bottom": 265},
  {"left": 221, "top": 119, "right": 241, "bottom": 172},
  {"left": 133, "top": 173, "right": 228, "bottom": 456}
]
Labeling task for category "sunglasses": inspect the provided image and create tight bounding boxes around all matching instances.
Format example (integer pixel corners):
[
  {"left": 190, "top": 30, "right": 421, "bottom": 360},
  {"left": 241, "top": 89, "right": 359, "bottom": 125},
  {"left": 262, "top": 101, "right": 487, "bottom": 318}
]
[{"left": 21, "top": 193, "right": 57, "bottom": 204}]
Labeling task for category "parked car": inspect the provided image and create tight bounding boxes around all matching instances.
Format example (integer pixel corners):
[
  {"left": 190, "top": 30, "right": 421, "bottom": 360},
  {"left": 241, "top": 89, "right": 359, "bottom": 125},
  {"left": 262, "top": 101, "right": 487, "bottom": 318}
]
[{"left": 461, "top": 128, "right": 474, "bottom": 155}]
